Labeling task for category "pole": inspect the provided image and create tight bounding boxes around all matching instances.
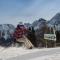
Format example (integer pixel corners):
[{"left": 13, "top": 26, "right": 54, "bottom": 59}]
[
  {"left": 46, "top": 39, "right": 47, "bottom": 48},
  {"left": 54, "top": 24, "right": 56, "bottom": 47}
]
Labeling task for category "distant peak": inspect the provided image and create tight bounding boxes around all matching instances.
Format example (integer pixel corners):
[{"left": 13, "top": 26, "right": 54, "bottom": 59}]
[
  {"left": 56, "top": 13, "right": 60, "bottom": 15},
  {"left": 48, "top": 12, "right": 60, "bottom": 25},
  {"left": 38, "top": 18, "right": 46, "bottom": 21},
  {"left": 54, "top": 13, "right": 60, "bottom": 17}
]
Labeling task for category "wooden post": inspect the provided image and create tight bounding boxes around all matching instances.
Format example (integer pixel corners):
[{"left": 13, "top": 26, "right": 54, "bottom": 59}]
[
  {"left": 54, "top": 41, "right": 56, "bottom": 47},
  {"left": 46, "top": 39, "right": 47, "bottom": 48}
]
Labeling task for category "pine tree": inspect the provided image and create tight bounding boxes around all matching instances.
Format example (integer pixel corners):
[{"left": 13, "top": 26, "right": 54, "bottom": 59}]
[
  {"left": 31, "top": 27, "right": 37, "bottom": 47},
  {"left": 27, "top": 27, "right": 37, "bottom": 47},
  {"left": 27, "top": 27, "right": 32, "bottom": 42}
]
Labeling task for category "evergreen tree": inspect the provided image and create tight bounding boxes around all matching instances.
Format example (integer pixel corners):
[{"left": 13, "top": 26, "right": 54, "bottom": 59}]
[
  {"left": 27, "top": 27, "right": 37, "bottom": 47},
  {"left": 27, "top": 27, "right": 32, "bottom": 41},
  {"left": 31, "top": 27, "right": 37, "bottom": 47}
]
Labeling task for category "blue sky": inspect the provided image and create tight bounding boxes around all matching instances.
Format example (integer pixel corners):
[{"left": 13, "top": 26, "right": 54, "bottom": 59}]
[{"left": 0, "top": 0, "right": 60, "bottom": 26}]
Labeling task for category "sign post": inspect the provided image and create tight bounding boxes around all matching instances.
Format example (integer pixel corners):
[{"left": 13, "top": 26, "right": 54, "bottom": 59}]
[
  {"left": 45, "top": 39, "right": 47, "bottom": 48},
  {"left": 44, "top": 34, "right": 56, "bottom": 41},
  {"left": 44, "top": 34, "right": 56, "bottom": 47}
]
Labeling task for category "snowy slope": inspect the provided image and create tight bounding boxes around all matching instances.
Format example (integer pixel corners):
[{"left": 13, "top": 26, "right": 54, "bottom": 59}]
[
  {"left": 30, "top": 53, "right": 60, "bottom": 60},
  {"left": 24, "top": 23, "right": 32, "bottom": 28},
  {"left": 32, "top": 18, "right": 46, "bottom": 30},
  {"left": 48, "top": 13, "right": 60, "bottom": 31},
  {"left": 0, "top": 47, "right": 60, "bottom": 60},
  {"left": 0, "top": 24, "right": 15, "bottom": 31},
  {"left": 0, "top": 24, "right": 15, "bottom": 39},
  {"left": 48, "top": 13, "right": 60, "bottom": 25}
]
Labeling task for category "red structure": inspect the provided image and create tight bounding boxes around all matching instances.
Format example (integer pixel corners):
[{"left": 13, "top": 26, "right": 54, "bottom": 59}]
[{"left": 14, "top": 24, "right": 27, "bottom": 39}]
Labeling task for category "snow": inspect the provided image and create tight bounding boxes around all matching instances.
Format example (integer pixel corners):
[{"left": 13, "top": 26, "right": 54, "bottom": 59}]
[
  {"left": 30, "top": 53, "right": 60, "bottom": 60},
  {"left": 0, "top": 47, "right": 60, "bottom": 60},
  {"left": 0, "top": 46, "right": 41, "bottom": 60}
]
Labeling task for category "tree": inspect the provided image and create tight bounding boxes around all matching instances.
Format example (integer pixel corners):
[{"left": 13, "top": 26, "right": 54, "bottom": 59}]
[
  {"left": 35, "top": 23, "right": 49, "bottom": 47},
  {"left": 27, "top": 27, "right": 37, "bottom": 47},
  {"left": 56, "top": 31, "right": 60, "bottom": 43},
  {"left": 31, "top": 27, "right": 37, "bottom": 47}
]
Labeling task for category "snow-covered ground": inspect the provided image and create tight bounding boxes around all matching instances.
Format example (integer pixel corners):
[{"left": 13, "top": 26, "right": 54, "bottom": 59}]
[
  {"left": 0, "top": 46, "right": 60, "bottom": 60},
  {"left": 0, "top": 46, "right": 41, "bottom": 60},
  {"left": 30, "top": 53, "right": 60, "bottom": 60}
]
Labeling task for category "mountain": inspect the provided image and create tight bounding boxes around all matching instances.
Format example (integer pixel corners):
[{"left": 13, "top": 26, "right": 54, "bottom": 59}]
[
  {"left": 0, "top": 24, "right": 15, "bottom": 46},
  {"left": 48, "top": 13, "right": 60, "bottom": 25},
  {"left": 24, "top": 23, "right": 32, "bottom": 28},
  {"left": 0, "top": 24, "right": 15, "bottom": 39},
  {"left": 48, "top": 13, "right": 60, "bottom": 31},
  {"left": 32, "top": 18, "right": 47, "bottom": 30}
]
